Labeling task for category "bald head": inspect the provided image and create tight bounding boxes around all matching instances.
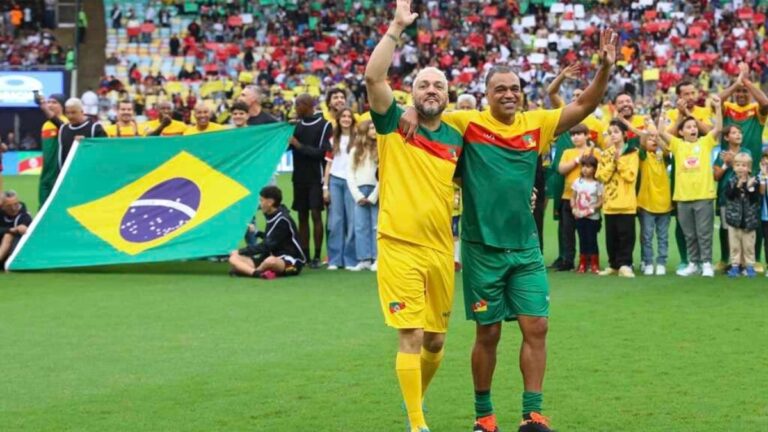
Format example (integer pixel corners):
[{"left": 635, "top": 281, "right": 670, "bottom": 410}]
[{"left": 294, "top": 93, "right": 315, "bottom": 119}]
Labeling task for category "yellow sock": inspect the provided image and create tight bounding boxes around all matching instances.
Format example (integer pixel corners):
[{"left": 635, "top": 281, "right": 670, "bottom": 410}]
[
  {"left": 396, "top": 352, "right": 426, "bottom": 428},
  {"left": 420, "top": 347, "right": 444, "bottom": 397}
]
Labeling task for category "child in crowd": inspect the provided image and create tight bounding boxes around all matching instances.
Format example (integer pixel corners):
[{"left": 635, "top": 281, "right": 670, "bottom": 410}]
[
  {"left": 724, "top": 153, "right": 762, "bottom": 277},
  {"left": 713, "top": 125, "right": 751, "bottom": 273},
  {"left": 570, "top": 155, "right": 603, "bottom": 273},
  {"left": 637, "top": 129, "right": 673, "bottom": 275},
  {"left": 760, "top": 150, "right": 768, "bottom": 276},
  {"left": 658, "top": 96, "right": 722, "bottom": 277},
  {"left": 324, "top": 108, "right": 358, "bottom": 270},
  {"left": 596, "top": 120, "right": 639, "bottom": 278},
  {"left": 346, "top": 120, "right": 379, "bottom": 272},
  {"left": 230, "top": 101, "right": 249, "bottom": 128},
  {"left": 557, "top": 123, "right": 600, "bottom": 271}
]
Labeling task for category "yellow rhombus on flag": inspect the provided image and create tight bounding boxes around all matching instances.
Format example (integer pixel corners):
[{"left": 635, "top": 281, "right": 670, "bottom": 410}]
[{"left": 68, "top": 151, "right": 249, "bottom": 256}]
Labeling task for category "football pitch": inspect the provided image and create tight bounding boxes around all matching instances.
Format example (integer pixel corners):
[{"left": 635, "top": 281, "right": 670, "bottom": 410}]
[{"left": 2, "top": 175, "right": 767, "bottom": 431}]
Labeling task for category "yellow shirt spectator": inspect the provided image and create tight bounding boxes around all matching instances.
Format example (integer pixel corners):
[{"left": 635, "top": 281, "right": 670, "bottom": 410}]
[
  {"left": 637, "top": 149, "right": 673, "bottom": 213},
  {"left": 668, "top": 134, "right": 718, "bottom": 201}
]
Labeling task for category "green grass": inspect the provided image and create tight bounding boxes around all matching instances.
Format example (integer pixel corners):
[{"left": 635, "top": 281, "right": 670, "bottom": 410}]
[{"left": 2, "top": 175, "right": 767, "bottom": 431}]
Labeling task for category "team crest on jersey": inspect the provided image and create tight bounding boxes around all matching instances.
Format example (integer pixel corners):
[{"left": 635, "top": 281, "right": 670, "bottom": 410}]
[
  {"left": 389, "top": 301, "right": 406, "bottom": 314},
  {"left": 523, "top": 134, "right": 537, "bottom": 149},
  {"left": 472, "top": 300, "right": 488, "bottom": 313}
]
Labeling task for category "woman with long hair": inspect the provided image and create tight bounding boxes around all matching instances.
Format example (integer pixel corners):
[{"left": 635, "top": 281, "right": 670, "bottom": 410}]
[
  {"left": 323, "top": 108, "right": 358, "bottom": 270},
  {"left": 346, "top": 120, "right": 379, "bottom": 271}
]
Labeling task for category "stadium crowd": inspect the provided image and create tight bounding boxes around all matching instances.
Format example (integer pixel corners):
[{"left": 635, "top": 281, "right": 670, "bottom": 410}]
[{"left": 3, "top": 0, "right": 768, "bottom": 278}]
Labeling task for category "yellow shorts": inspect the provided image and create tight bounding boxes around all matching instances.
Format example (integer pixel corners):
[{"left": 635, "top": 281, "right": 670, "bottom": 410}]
[{"left": 377, "top": 235, "right": 455, "bottom": 333}]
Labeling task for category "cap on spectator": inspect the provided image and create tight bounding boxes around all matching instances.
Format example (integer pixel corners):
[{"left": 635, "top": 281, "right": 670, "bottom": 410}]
[{"left": 49, "top": 93, "right": 66, "bottom": 108}]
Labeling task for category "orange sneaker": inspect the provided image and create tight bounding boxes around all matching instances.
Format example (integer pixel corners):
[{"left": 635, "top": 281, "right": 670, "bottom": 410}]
[
  {"left": 473, "top": 414, "right": 499, "bottom": 432},
  {"left": 518, "top": 412, "right": 553, "bottom": 431}
]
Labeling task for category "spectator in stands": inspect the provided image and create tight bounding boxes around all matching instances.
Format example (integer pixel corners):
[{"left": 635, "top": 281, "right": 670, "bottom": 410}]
[
  {"left": 106, "top": 100, "right": 140, "bottom": 137},
  {"left": 143, "top": 101, "right": 187, "bottom": 136},
  {"left": 456, "top": 94, "right": 477, "bottom": 111},
  {"left": 184, "top": 104, "right": 224, "bottom": 135},
  {"left": 159, "top": 8, "right": 171, "bottom": 28},
  {"left": 76, "top": 8, "right": 87, "bottom": 44},
  {"left": 9, "top": 5, "right": 21, "bottom": 38},
  {"left": 658, "top": 96, "right": 723, "bottom": 278},
  {"left": 324, "top": 108, "right": 358, "bottom": 271},
  {"left": 289, "top": 94, "right": 331, "bottom": 269},
  {"left": 5, "top": 132, "right": 16, "bottom": 150},
  {"left": 239, "top": 86, "right": 276, "bottom": 126},
  {"left": 19, "top": 132, "right": 36, "bottom": 150},
  {"left": 44, "top": 0, "right": 56, "bottom": 29},
  {"left": 347, "top": 120, "right": 379, "bottom": 272},
  {"left": 169, "top": 34, "right": 180, "bottom": 56},
  {"left": 0, "top": 190, "right": 31, "bottom": 268},
  {"left": 110, "top": 4, "right": 122, "bottom": 29},
  {"left": 228, "top": 186, "right": 305, "bottom": 279}
]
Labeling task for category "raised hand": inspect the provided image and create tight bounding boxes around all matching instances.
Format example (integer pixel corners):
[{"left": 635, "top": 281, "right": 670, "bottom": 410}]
[
  {"left": 598, "top": 28, "right": 618, "bottom": 68},
  {"left": 561, "top": 63, "right": 581, "bottom": 80},
  {"left": 393, "top": 0, "right": 419, "bottom": 30},
  {"left": 710, "top": 94, "right": 721, "bottom": 109},
  {"left": 738, "top": 62, "right": 750, "bottom": 84}
]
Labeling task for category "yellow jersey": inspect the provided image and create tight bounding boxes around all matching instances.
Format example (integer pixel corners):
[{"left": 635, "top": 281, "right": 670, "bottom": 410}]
[
  {"left": 669, "top": 134, "right": 717, "bottom": 201},
  {"left": 372, "top": 101, "right": 463, "bottom": 254},
  {"left": 105, "top": 122, "right": 142, "bottom": 138},
  {"left": 183, "top": 122, "right": 225, "bottom": 136},
  {"left": 141, "top": 119, "right": 188, "bottom": 136}
]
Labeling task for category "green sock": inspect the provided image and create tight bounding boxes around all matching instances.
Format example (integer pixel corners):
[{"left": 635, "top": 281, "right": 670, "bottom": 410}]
[
  {"left": 474, "top": 390, "right": 493, "bottom": 418},
  {"left": 522, "top": 391, "right": 543, "bottom": 416}
]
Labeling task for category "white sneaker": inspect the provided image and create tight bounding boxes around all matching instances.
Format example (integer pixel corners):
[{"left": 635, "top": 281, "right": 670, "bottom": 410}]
[
  {"left": 701, "top": 262, "right": 714, "bottom": 277},
  {"left": 676, "top": 263, "right": 700, "bottom": 277},
  {"left": 327, "top": 265, "right": 339, "bottom": 270},
  {"left": 348, "top": 261, "right": 372, "bottom": 272},
  {"left": 655, "top": 264, "right": 666, "bottom": 276},
  {"left": 643, "top": 264, "right": 654, "bottom": 276},
  {"left": 370, "top": 261, "right": 377, "bottom": 272},
  {"left": 618, "top": 266, "right": 636, "bottom": 278}
]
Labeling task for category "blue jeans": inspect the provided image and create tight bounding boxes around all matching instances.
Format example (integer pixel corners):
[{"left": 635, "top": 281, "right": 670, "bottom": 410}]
[
  {"left": 639, "top": 209, "right": 670, "bottom": 265},
  {"left": 354, "top": 185, "right": 378, "bottom": 261},
  {"left": 327, "top": 175, "right": 357, "bottom": 267}
]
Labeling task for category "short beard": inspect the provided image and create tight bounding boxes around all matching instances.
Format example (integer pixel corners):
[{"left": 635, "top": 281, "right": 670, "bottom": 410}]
[{"left": 415, "top": 100, "right": 446, "bottom": 119}]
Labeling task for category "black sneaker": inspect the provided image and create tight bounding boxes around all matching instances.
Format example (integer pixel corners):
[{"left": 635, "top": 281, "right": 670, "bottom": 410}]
[
  {"left": 555, "top": 262, "right": 574, "bottom": 272},
  {"left": 518, "top": 412, "right": 553, "bottom": 432},
  {"left": 547, "top": 258, "right": 563, "bottom": 269},
  {"left": 309, "top": 258, "right": 321, "bottom": 269}
]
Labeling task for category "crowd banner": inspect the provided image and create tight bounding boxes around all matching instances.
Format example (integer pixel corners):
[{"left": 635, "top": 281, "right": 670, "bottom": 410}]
[{"left": 6, "top": 123, "right": 294, "bottom": 271}]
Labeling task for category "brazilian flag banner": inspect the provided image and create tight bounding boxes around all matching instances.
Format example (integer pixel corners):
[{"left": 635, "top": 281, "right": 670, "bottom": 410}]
[{"left": 6, "top": 124, "right": 294, "bottom": 271}]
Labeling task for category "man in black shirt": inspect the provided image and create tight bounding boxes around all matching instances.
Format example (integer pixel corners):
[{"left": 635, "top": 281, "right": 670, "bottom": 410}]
[
  {"left": 289, "top": 93, "right": 331, "bottom": 268},
  {"left": 228, "top": 186, "right": 306, "bottom": 278},
  {"left": 40, "top": 97, "right": 107, "bottom": 170},
  {"left": 239, "top": 86, "right": 277, "bottom": 126}
]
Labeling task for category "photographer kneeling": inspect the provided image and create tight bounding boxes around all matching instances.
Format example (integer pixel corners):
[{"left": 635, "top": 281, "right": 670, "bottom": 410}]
[{"left": 0, "top": 191, "right": 32, "bottom": 268}]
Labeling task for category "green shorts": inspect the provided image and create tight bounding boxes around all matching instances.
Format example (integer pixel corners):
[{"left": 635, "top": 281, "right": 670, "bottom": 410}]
[{"left": 462, "top": 241, "right": 549, "bottom": 324}]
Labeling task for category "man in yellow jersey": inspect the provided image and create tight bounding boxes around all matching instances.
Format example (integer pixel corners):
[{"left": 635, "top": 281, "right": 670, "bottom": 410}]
[
  {"left": 612, "top": 92, "right": 647, "bottom": 148},
  {"left": 142, "top": 101, "right": 187, "bottom": 136},
  {"left": 105, "top": 100, "right": 141, "bottom": 137},
  {"left": 402, "top": 29, "right": 618, "bottom": 432},
  {"left": 35, "top": 93, "right": 68, "bottom": 205},
  {"left": 364, "top": 1, "right": 463, "bottom": 431},
  {"left": 183, "top": 104, "right": 225, "bottom": 135},
  {"left": 666, "top": 80, "right": 714, "bottom": 135}
]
